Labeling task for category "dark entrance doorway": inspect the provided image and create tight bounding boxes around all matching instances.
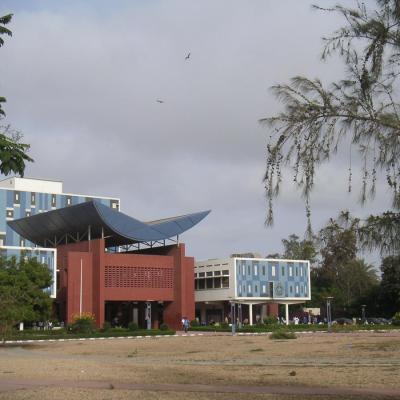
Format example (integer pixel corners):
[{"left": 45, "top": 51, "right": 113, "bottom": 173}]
[{"left": 104, "top": 301, "right": 165, "bottom": 329}]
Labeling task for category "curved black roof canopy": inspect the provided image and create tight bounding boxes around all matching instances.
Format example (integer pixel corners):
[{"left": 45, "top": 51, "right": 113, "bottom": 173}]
[{"left": 8, "top": 200, "right": 210, "bottom": 248}]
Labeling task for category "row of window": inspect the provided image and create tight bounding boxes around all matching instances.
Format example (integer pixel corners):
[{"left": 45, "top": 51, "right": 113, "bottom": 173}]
[
  {"left": 195, "top": 277, "right": 229, "bottom": 290},
  {"left": 195, "top": 270, "right": 229, "bottom": 278},
  {"left": 197, "top": 263, "right": 229, "bottom": 268},
  {"left": 238, "top": 263, "right": 307, "bottom": 278},
  {"left": 238, "top": 282, "right": 308, "bottom": 297},
  {"left": 10, "top": 191, "right": 119, "bottom": 210}
]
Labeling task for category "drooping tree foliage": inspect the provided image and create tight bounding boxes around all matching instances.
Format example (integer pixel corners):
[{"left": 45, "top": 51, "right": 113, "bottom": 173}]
[
  {"left": 261, "top": 1, "right": 400, "bottom": 256},
  {"left": 0, "top": 256, "right": 53, "bottom": 340},
  {"left": 0, "top": 13, "right": 33, "bottom": 176}
]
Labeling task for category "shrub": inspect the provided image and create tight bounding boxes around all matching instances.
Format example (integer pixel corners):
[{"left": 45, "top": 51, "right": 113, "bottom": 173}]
[
  {"left": 128, "top": 322, "right": 139, "bottom": 331},
  {"left": 190, "top": 319, "right": 199, "bottom": 327},
  {"left": 221, "top": 322, "right": 229, "bottom": 329},
  {"left": 159, "top": 323, "right": 169, "bottom": 331},
  {"left": 102, "top": 321, "right": 111, "bottom": 332},
  {"left": 69, "top": 312, "right": 96, "bottom": 334},
  {"left": 263, "top": 316, "right": 278, "bottom": 325},
  {"left": 392, "top": 312, "right": 400, "bottom": 326},
  {"left": 270, "top": 329, "right": 297, "bottom": 340}
]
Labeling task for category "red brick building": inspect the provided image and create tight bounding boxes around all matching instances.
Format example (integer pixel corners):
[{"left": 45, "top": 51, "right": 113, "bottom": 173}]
[{"left": 8, "top": 201, "right": 210, "bottom": 330}]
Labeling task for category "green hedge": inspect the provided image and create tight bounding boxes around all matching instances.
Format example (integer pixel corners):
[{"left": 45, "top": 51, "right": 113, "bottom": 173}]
[
  {"left": 2, "top": 328, "right": 176, "bottom": 341},
  {"left": 189, "top": 323, "right": 399, "bottom": 333}
]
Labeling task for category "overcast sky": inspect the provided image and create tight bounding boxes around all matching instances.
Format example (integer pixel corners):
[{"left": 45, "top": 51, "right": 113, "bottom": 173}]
[{"left": 0, "top": 1, "right": 390, "bottom": 265}]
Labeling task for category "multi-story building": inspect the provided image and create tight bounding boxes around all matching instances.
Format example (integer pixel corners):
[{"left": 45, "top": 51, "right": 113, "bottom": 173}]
[
  {"left": 195, "top": 256, "right": 311, "bottom": 325},
  {"left": 0, "top": 177, "right": 119, "bottom": 297}
]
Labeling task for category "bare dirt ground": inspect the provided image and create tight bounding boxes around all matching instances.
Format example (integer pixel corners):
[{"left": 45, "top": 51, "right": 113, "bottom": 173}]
[{"left": 0, "top": 331, "right": 399, "bottom": 399}]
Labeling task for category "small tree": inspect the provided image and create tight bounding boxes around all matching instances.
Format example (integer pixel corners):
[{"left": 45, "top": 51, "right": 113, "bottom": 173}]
[{"left": 0, "top": 257, "right": 52, "bottom": 341}]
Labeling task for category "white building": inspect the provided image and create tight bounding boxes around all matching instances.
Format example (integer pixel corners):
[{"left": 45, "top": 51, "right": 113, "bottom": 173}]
[{"left": 195, "top": 256, "right": 311, "bottom": 325}]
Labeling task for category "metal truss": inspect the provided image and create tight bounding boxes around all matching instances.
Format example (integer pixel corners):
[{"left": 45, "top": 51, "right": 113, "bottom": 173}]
[{"left": 107, "top": 236, "right": 179, "bottom": 253}]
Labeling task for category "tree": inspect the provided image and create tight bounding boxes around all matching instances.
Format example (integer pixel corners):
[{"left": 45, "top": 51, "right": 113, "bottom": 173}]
[
  {"left": 378, "top": 255, "right": 400, "bottom": 317},
  {"left": 0, "top": 257, "right": 52, "bottom": 340},
  {"left": 0, "top": 13, "right": 33, "bottom": 176},
  {"left": 315, "top": 213, "right": 379, "bottom": 315},
  {"left": 282, "top": 233, "right": 318, "bottom": 263},
  {"left": 261, "top": 1, "right": 400, "bottom": 256}
]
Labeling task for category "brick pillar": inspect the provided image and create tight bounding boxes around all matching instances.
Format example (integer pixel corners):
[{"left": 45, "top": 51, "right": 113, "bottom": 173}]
[
  {"left": 268, "top": 303, "right": 279, "bottom": 317},
  {"left": 163, "top": 244, "right": 195, "bottom": 330}
]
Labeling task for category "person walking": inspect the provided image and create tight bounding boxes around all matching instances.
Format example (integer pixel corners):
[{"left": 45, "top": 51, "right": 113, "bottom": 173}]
[{"left": 183, "top": 317, "right": 189, "bottom": 333}]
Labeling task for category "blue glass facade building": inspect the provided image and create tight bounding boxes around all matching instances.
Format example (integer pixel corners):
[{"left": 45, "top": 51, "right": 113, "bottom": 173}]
[
  {"left": 0, "top": 177, "right": 119, "bottom": 297},
  {"left": 235, "top": 259, "right": 309, "bottom": 299}
]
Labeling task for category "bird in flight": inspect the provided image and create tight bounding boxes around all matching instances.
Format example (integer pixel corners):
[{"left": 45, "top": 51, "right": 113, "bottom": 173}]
[
  {"left": 156, "top": 99, "right": 164, "bottom": 103},
  {"left": 185, "top": 52, "right": 191, "bottom": 60}
]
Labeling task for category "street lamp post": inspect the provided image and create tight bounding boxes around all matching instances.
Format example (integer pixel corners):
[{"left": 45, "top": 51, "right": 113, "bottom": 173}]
[
  {"left": 361, "top": 304, "right": 366, "bottom": 324},
  {"left": 326, "top": 297, "right": 333, "bottom": 333}
]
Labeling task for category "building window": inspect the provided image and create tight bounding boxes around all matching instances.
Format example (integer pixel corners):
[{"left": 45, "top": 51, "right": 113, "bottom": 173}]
[
  {"left": 0, "top": 234, "right": 5, "bottom": 246},
  {"left": 296, "top": 285, "right": 299, "bottom": 294},
  {"left": 206, "top": 278, "right": 213, "bottom": 289},
  {"left": 296, "top": 267, "right": 298, "bottom": 277},
  {"left": 221, "top": 277, "right": 229, "bottom": 288},
  {"left": 111, "top": 200, "right": 119, "bottom": 210},
  {"left": 301, "top": 285, "right": 304, "bottom": 293},
  {"left": 271, "top": 265, "right": 276, "bottom": 277},
  {"left": 222, "top": 270, "right": 229, "bottom": 275},
  {"left": 289, "top": 266, "right": 293, "bottom": 277},
  {"left": 14, "top": 191, "right": 20, "bottom": 204},
  {"left": 254, "top": 284, "right": 258, "bottom": 293},
  {"left": 262, "top": 265, "right": 266, "bottom": 275},
  {"left": 262, "top": 284, "right": 266, "bottom": 293},
  {"left": 248, "top": 284, "right": 251, "bottom": 294},
  {"left": 300, "top": 267, "right": 303, "bottom": 276},
  {"left": 6, "top": 209, "right": 13, "bottom": 219},
  {"left": 290, "top": 286, "right": 293, "bottom": 294},
  {"left": 214, "top": 270, "right": 221, "bottom": 276},
  {"left": 254, "top": 265, "right": 258, "bottom": 276},
  {"left": 198, "top": 272, "right": 205, "bottom": 278},
  {"left": 243, "top": 284, "right": 245, "bottom": 294},
  {"left": 26, "top": 211, "right": 31, "bottom": 217},
  {"left": 281, "top": 266, "right": 285, "bottom": 276},
  {"left": 239, "top": 285, "right": 242, "bottom": 295},
  {"left": 66, "top": 196, "right": 72, "bottom": 206},
  {"left": 51, "top": 194, "right": 56, "bottom": 207},
  {"left": 206, "top": 271, "right": 213, "bottom": 277},
  {"left": 242, "top": 265, "right": 245, "bottom": 275},
  {"left": 247, "top": 265, "right": 251, "bottom": 275},
  {"left": 214, "top": 277, "right": 221, "bottom": 288},
  {"left": 31, "top": 193, "right": 36, "bottom": 206},
  {"left": 20, "top": 239, "right": 25, "bottom": 247}
]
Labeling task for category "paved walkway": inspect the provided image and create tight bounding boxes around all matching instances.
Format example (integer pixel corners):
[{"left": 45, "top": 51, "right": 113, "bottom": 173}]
[{"left": 0, "top": 377, "right": 398, "bottom": 397}]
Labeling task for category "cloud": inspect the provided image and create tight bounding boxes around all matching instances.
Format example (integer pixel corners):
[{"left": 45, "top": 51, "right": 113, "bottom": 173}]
[{"left": 0, "top": 1, "right": 389, "bottom": 265}]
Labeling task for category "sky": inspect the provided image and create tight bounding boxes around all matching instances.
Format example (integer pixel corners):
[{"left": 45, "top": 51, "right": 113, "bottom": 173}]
[{"left": 0, "top": 1, "right": 390, "bottom": 266}]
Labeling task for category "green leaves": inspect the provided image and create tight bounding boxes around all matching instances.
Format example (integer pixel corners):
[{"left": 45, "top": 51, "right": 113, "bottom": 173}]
[
  {"left": 0, "top": 257, "right": 53, "bottom": 340},
  {"left": 0, "top": 13, "right": 12, "bottom": 48}
]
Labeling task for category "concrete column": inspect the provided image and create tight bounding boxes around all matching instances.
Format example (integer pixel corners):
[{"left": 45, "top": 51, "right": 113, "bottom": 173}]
[
  {"left": 200, "top": 303, "right": 206, "bottom": 324},
  {"left": 261, "top": 304, "right": 268, "bottom": 320},
  {"left": 145, "top": 302, "right": 151, "bottom": 330},
  {"left": 249, "top": 303, "right": 253, "bottom": 325},
  {"left": 285, "top": 303, "right": 289, "bottom": 325}
]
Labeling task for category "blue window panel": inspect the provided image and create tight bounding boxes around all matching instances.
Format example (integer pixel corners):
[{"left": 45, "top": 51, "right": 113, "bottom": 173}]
[{"left": 6, "top": 190, "right": 13, "bottom": 207}]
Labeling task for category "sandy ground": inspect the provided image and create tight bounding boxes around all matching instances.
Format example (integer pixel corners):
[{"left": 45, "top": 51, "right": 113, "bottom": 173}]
[{"left": 0, "top": 331, "right": 399, "bottom": 399}]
